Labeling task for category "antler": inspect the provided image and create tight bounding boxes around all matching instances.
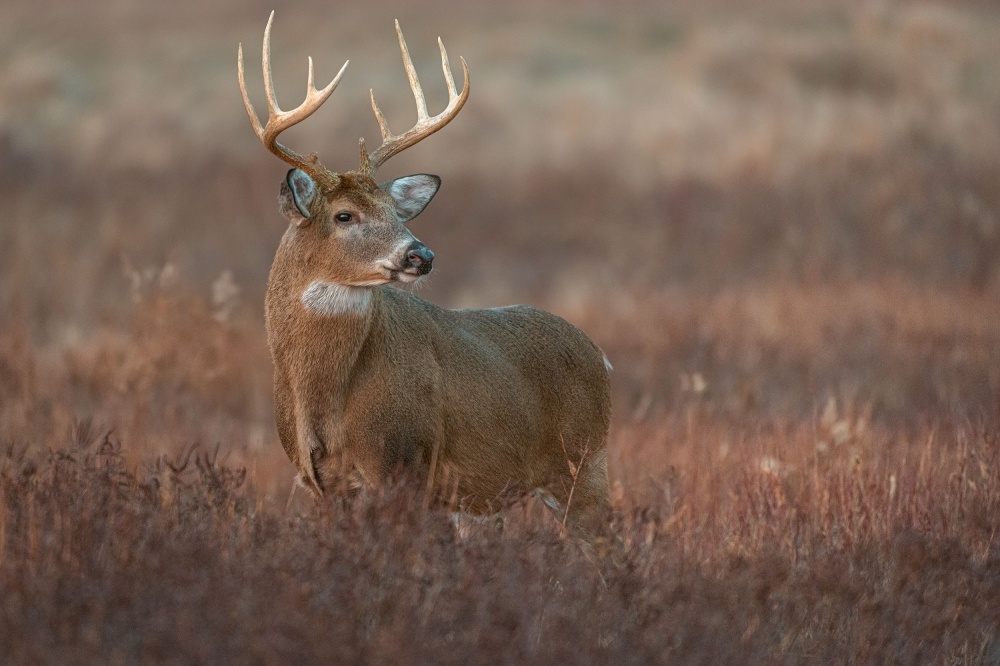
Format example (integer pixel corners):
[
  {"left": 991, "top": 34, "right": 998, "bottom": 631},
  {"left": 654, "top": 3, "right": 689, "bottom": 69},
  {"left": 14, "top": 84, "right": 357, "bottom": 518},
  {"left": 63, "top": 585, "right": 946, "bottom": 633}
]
[
  {"left": 360, "top": 21, "right": 470, "bottom": 177},
  {"left": 238, "top": 11, "right": 349, "bottom": 182}
]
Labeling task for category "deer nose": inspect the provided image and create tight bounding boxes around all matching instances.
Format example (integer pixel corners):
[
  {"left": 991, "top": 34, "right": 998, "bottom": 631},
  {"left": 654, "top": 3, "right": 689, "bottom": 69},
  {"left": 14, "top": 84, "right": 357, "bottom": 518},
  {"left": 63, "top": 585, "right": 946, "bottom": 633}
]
[{"left": 404, "top": 242, "right": 434, "bottom": 274}]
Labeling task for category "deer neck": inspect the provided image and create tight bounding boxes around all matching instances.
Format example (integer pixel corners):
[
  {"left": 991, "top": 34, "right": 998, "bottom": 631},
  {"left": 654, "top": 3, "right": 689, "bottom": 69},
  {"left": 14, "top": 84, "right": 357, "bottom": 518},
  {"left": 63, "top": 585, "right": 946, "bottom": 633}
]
[
  {"left": 300, "top": 280, "right": 373, "bottom": 316},
  {"left": 265, "top": 241, "right": 380, "bottom": 392}
]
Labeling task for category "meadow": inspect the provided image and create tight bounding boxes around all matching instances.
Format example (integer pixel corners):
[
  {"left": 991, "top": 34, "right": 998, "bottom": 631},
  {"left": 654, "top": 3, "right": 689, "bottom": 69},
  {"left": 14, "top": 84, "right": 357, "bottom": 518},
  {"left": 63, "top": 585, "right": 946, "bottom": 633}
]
[{"left": 2, "top": 0, "right": 1000, "bottom": 662}]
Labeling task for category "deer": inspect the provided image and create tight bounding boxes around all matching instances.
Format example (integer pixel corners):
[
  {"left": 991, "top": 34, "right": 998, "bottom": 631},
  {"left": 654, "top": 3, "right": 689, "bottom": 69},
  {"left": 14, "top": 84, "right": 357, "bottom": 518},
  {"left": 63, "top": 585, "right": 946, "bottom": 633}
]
[{"left": 237, "top": 12, "right": 612, "bottom": 537}]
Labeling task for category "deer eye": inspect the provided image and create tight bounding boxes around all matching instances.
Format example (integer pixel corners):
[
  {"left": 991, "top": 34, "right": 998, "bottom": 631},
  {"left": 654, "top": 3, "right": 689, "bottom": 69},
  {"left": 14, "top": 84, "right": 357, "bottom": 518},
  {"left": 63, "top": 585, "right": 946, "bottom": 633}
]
[{"left": 335, "top": 211, "right": 355, "bottom": 224}]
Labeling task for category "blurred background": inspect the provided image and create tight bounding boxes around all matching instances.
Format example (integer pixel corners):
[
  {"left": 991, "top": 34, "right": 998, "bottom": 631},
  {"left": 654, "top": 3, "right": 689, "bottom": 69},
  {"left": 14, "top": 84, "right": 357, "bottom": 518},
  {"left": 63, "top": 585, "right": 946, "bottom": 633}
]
[{"left": 2, "top": 0, "right": 999, "bottom": 497}]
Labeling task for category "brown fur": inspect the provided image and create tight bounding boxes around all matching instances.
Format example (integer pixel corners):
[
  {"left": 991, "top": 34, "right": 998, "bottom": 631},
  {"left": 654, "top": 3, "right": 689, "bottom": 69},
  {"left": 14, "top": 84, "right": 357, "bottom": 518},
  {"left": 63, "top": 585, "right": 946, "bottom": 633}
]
[{"left": 264, "top": 171, "right": 612, "bottom": 535}]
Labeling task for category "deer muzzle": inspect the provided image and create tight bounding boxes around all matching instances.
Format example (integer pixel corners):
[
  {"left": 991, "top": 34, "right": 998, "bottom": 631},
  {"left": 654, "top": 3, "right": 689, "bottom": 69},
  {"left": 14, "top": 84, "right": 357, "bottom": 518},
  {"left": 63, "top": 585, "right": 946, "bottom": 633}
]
[{"left": 403, "top": 241, "right": 435, "bottom": 275}]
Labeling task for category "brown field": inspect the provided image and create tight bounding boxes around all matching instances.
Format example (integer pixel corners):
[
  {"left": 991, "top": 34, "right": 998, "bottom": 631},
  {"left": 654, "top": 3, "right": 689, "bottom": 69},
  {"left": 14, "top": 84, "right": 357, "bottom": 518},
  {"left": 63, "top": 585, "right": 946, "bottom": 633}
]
[{"left": 3, "top": 0, "right": 1000, "bottom": 662}]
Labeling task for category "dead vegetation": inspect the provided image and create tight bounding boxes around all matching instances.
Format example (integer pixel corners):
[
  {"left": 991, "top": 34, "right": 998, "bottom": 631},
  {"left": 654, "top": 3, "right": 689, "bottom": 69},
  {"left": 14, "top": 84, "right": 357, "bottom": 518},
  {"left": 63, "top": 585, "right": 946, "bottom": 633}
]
[{"left": 2, "top": 0, "right": 1000, "bottom": 662}]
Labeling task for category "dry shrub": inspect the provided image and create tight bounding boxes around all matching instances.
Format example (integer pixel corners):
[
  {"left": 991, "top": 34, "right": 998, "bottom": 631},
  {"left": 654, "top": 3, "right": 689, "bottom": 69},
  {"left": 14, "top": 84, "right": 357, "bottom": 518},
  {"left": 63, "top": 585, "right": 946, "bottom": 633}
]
[{"left": 2, "top": 416, "right": 999, "bottom": 663}]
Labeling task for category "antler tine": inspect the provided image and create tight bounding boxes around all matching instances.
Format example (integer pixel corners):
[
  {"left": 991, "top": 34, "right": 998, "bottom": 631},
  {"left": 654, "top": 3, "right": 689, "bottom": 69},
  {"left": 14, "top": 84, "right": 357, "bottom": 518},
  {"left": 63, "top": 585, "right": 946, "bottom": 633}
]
[
  {"left": 396, "top": 21, "right": 429, "bottom": 122},
  {"left": 238, "top": 11, "right": 348, "bottom": 180},
  {"left": 363, "top": 21, "right": 470, "bottom": 177},
  {"left": 238, "top": 43, "right": 264, "bottom": 138},
  {"left": 439, "top": 37, "right": 459, "bottom": 101}
]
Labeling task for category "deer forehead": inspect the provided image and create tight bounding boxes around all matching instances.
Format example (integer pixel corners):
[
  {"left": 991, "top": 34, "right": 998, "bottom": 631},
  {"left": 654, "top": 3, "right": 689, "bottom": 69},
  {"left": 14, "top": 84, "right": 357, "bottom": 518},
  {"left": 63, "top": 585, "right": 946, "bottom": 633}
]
[{"left": 319, "top": 174, "right": 394, "bottom": 216}]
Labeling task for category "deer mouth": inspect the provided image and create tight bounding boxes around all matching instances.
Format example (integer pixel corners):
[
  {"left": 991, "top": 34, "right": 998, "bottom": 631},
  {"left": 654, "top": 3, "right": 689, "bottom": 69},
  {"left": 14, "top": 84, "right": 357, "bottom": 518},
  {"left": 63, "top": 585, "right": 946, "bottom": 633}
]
[
  {"left": 387, "top": 266, "right": 427, "bottom": 284},
  {"left": 375, "top": 263, "right": 422, "bottom": 284}
]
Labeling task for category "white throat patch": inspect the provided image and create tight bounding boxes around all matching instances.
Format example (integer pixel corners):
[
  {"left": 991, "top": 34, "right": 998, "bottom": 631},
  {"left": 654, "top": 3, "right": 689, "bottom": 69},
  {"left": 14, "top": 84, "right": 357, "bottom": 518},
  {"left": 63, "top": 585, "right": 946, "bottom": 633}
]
[{"left": 301, "top": 281, "right": 372, "bottom": 316}]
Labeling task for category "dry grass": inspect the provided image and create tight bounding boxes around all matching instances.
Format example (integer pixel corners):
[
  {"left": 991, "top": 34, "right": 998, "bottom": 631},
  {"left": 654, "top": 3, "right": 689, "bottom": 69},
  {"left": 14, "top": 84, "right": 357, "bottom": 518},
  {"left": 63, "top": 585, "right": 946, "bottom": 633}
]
[{"left": 2, "top": 0, "right": 1000, "bottom": 662}]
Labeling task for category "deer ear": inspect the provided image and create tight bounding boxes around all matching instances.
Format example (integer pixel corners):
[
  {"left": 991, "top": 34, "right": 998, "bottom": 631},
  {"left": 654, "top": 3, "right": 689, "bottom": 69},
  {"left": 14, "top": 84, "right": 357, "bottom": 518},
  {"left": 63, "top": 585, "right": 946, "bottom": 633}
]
[
  {"left": 384, "top": 174, "right": 441, "bottom": 223},
  {"left": 278, "top": 169, "right": 317, "bottom": 224}
]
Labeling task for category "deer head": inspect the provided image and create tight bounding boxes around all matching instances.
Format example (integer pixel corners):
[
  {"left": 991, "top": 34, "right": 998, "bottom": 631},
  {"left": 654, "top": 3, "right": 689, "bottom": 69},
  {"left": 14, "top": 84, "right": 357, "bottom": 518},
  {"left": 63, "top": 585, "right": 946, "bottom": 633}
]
[{"left": 237, "top": 12, "right": 469, "bottom": 290}]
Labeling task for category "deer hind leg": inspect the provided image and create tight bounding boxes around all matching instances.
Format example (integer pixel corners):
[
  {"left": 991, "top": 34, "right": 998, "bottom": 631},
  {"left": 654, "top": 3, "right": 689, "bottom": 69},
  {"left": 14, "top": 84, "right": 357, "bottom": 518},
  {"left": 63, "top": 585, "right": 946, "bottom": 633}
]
[
  {"left": 535, "top": 447, "right": 611, "bottom": 541},
  {"left": 562, "top": 447, "right": 612, "bottom": 541}
]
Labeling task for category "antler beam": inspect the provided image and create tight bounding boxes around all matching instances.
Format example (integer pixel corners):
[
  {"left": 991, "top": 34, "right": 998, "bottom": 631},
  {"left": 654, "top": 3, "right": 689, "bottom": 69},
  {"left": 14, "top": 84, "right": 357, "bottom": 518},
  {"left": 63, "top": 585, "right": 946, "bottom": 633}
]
[
  {"left": 238, "top": 11, "right": 348, "bottom": 181},
  {"left": 361, "top": 21, "right": 470, "bottom": 177}
]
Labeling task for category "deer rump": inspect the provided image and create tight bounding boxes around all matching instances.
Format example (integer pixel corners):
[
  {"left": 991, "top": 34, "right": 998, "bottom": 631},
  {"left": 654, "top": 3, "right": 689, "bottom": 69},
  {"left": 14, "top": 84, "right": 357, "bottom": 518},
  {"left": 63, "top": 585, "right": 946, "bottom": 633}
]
[{"left": 272, "top": 286, "right": 612, "bottom": 530}]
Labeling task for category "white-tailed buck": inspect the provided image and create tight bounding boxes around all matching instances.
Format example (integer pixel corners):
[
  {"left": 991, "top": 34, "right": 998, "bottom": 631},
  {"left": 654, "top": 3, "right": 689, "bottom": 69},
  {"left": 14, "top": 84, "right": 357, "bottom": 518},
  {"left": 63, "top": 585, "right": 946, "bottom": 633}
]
[{"left": 238, "top": 13, "right": 611, "bottom": 535}]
